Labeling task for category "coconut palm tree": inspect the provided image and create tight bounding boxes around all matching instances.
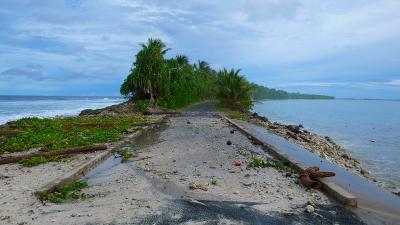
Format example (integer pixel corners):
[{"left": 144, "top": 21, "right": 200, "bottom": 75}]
[
  {"left": 216, "top": 68, "right": 254, "bottom": 110},
  {"left": 120, "top": 38, "right": 170, "bottom": 102}
]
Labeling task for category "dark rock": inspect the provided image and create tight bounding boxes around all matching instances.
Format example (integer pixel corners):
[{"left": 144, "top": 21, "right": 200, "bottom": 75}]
[
  {"left": 187, "top": 121, "right": 191, "bottom": 124},
  {"left": 226, "top": 140, "right": 232, "bottom": 145},
  {"left": 298, "top": 124, "right": 304, "bottom": 128},
  {"left": 285, "top": 172, "right": 292, "bottom": 177},
  {"left": 286, "top": 125, "right": 302, "bottom": 134},
  {"left": 369, "top": 140, "right": 375, "bottom": 143},
  {"left": 230, "top": 130, "right": 235, "bottom": 134},
  {"left": 142, "top": 111, "right": 151, "bottom": 115}
]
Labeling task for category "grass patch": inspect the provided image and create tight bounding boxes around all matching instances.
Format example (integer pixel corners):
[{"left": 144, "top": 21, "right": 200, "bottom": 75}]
[
  {"left": 122, "top": 149, "right": 134, "bottom": 161},
  {"left": 40, "top": 181, "right": 93, "bottom": 203},
  {"left": 19, "top": 156, "right": 68, "bottom": 167},
  {"left": 247, "top": 157, "right": 286, "bottom": 171},
  {"left": 0, "top": 115, "right": 152, "bottom": 154},
  {"left": 226, "top": 111, "right": 250, "bottom": 121}
]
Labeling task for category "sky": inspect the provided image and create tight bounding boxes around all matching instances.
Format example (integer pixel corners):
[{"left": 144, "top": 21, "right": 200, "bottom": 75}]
[{"left": 0, "top": 0, "right": 400, "bottom": 98}]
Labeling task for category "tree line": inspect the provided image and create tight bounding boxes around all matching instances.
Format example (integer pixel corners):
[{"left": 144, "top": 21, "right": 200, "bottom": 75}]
[
  {"left": 252, "top": 84, "right": 334, "bottom": 100},
  {"left": 120, "top": 38, "right": 334, "bottom": 112}
]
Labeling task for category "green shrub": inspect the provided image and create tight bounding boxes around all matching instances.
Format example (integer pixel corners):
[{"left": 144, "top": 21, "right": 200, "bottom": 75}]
[
  {"left": 40, "top": 181, "right": 93, "bottom": 203},
  {"left": 247, "top": 157, "right": 286, "bottom": 171},
  {"left": 135, "top": 99, "right": 150, "bottom": 112},
  {"left": 19, "top": 156, "right": 67, "bottom": 167}
]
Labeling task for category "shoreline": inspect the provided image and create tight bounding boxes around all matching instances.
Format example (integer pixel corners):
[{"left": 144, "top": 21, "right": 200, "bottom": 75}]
[
  {"left": 2, "top": 100, "right": 398, "bottom": 195},
  {"left": 0, "top": 101, "right": 396, "bottom": 224},
  {"left": 248, "top": 112, "right": 399, "bottom": 195}
]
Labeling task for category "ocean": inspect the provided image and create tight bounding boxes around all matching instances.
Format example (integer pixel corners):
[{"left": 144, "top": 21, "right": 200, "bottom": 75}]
[
  {"left": 253, "top": 99, "right": 400, "bottom": 187},
  {"left": 0, "top": 96, "right": 124, "bottom": 125}
]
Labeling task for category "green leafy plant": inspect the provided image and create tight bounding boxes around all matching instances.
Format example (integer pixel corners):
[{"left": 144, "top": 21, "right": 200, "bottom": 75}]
[
  {"left": 227, "top": 111, "right": 251, "bottom": 121},
  {"left": 247, "top": 157, "right": 286, "bottom": 171},
  {"left": 19, "top": 156, "right": 67, "bottom": 167},
  {"left": 122, "top": 149, "right": 134, "bottom": 161},
  {"left": 0, "top": 115, "right": 151, "bottom": 154},
  {"left": 40, "top": 181, "right": 93, "bottom": 203}
]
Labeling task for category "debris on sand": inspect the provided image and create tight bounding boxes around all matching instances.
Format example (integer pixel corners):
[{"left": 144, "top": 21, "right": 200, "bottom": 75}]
[
  {"left": 182, "top": 196, "right": 207, "bottom": 207},
  {"left": 300, "top": 167, "right": 335, "bottom": 189},
  {"left": 133, "top": 156, "right": 152, "bottom": 161},
  {"left": 189, "top": 182, "right": 208, "bottom": 191},
  {"left": 233, "top": 160, "right": 241, "bottom": 167},
  {"left": 305, "top": 205, "right": 315, "bottom": 213}
]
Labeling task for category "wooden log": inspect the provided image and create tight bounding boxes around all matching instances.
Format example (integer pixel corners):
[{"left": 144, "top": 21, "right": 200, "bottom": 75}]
[
  {"left": 0, "top": 130, "right": 21, "bottom": 138},
  {"left": 0, "top": 144, "right": 107, "bottom": 165}
]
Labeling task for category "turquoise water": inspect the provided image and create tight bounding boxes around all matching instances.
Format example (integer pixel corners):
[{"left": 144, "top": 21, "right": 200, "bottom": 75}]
[{"left": 253, "top": 99, "right": 400, "bottom": 186}]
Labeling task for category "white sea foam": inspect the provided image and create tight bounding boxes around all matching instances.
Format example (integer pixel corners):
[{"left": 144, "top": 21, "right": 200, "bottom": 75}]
[{"left": 0, "top": 96, "right": 124, "bottom": 125}]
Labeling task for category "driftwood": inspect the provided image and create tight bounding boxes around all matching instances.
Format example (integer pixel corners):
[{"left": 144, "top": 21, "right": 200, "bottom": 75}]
[
  {"left": 300, "top": 167, "right": 335, "bottom": 189},
  {"left": 0, "top": 144, "right": 107, "bottom": 165},
  {"left": 300, "top": 173, "right": 322, "bottom": 189},
  {"left": 0, "top": 130, "right": 21, "bottom": 138}
]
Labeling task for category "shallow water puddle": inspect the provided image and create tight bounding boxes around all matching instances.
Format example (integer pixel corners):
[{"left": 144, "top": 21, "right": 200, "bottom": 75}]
[{"left": 81, "top": 121, "right": 169, "bottom": 185}]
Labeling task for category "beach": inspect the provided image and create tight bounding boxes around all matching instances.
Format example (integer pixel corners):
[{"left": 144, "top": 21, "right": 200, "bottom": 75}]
[{"left": 0, "top": 101, "right": 399, "bottom": 224}]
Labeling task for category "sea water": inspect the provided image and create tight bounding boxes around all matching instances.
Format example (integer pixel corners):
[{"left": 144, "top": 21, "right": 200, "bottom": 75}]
[
  {"left": 0, "top": 96, "right": 124, "bottom": 125},
  {"left": 253, "top": 99, "right": 400, "bottom": 187}
]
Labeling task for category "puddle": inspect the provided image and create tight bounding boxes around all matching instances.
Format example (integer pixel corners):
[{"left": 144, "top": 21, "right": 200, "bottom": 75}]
[
  {"left": 234, "top": 120, "right": 400, "bottom": 219},
  {"left": 82, "top": 121, "right": 169, "bottom": 185}
]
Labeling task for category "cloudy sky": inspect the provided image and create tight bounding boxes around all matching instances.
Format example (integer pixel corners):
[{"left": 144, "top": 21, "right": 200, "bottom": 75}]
[{"left": 1, "top": 0, "right": 400, "bottom": 98}]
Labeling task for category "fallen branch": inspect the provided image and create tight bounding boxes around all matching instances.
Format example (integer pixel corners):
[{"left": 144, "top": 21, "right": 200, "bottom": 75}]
[
  {"left": 0, "top": 144, "right": 107, "bottom": 165},
  {"left": 0, "top": 130, "right": 21, "bottom": 138}
]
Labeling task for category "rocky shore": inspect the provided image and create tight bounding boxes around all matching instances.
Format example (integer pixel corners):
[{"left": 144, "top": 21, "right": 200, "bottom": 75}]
[{"left": 248, "top": 112, "right": 398, "bottom": 194}]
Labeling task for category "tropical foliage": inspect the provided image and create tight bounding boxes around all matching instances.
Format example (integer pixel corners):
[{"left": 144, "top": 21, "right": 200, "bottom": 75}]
[
  {"left": 120, "top": 38, "right": 255, "bottom": 110},
  {"left": 120, "top": 39, "right": 217, "bottom": 109},
  {"left": 216, "top": 69, "right": 254, "bottom": 111}
]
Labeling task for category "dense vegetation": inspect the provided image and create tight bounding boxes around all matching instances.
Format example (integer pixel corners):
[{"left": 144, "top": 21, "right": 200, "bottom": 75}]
[
  {"left": 120, "top": 38, "right": 218, "bottom": 109},
  {"left": 120, "top": 38, "right": 335, "bottom": 110},
  {"left": 252, "top": 84, "right": 334, "bottom": 100},
  {"left": 120, "top": 38, "right": 254, "bottom": 110},
  {"left": 0, "top": 115, "right": 153, "bottom": 153},
  {"left": 216, "top": 69, "right": 254, "bottom": 111}
]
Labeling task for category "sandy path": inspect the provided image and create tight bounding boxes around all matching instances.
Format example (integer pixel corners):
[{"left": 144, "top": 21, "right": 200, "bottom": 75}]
[{"left": 0, "top": 107, "right": 366, "bottom": 224}]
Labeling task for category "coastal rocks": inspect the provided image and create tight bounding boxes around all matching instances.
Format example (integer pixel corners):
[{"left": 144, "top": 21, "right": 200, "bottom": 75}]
[
  {"left": 286, "top": 125, "right": 302, "bottom": 134},
  {"left": 248, "top": 114, "right": 380, "bottom": 188},
  {"left": 305, "top": 205, "right": 315, "bottom": 213},
  {"left": 79, "top": 101, "right": 136, "bottom": 117}
]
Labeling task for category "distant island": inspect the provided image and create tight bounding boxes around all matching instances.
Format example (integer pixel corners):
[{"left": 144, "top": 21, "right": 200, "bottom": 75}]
[{"left": 252, "top": 84, "right": 335, "bottom": 100}]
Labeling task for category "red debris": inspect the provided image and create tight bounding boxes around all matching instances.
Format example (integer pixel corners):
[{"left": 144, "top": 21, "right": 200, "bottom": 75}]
[{"left": 234, "top": 160, "right": 241, "bottom": 167}]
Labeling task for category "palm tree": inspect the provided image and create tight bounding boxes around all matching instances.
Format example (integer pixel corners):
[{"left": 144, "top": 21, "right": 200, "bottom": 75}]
[
  {"left": 194, "top": 60, "right": 210, "bottom": 73},
  {"left": 216, "top": 68, "right": 254, "bottom": 110},
  {"left": 175, "top": 55, "right": 189, "bottom": 66},
  {"left": 133, "top": 38, "right": 170, "bottom": 102}
]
